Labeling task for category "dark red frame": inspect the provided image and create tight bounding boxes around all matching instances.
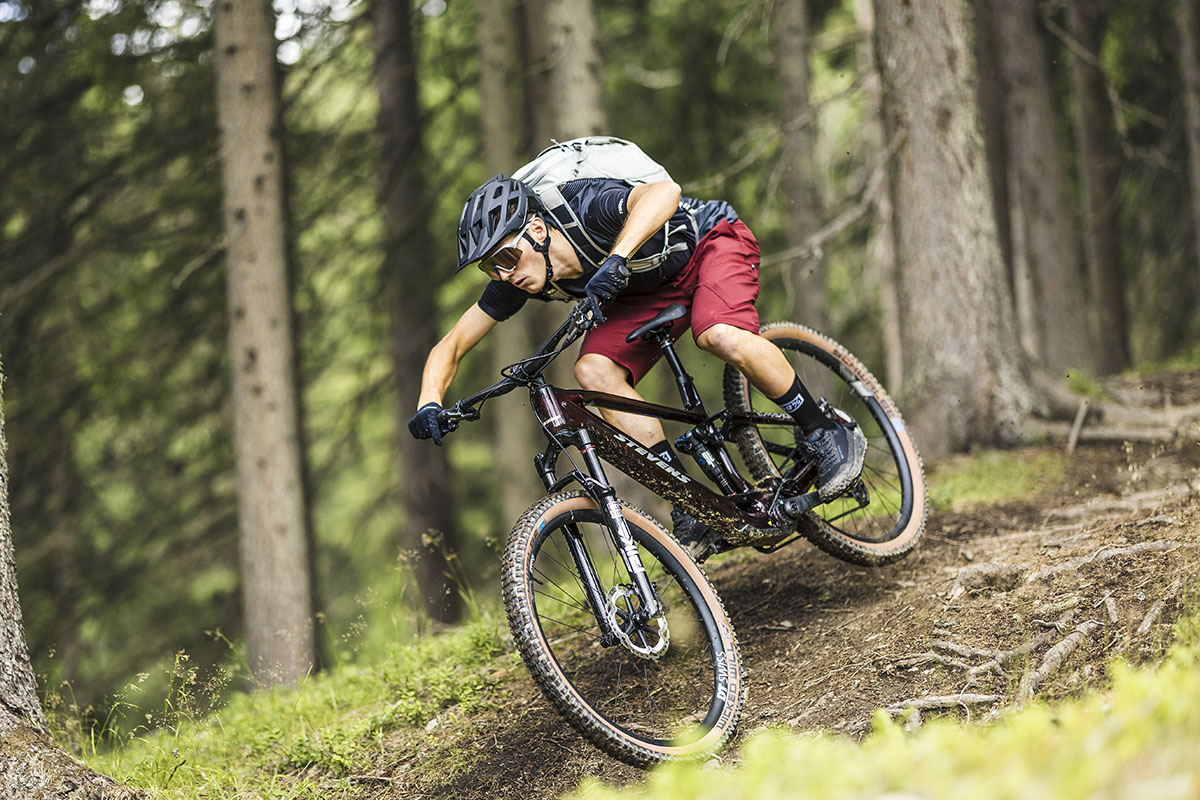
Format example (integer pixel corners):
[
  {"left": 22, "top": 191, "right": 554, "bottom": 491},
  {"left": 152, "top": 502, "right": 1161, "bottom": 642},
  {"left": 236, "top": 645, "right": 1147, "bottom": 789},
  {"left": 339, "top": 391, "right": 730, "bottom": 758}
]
[{"left": 531, "top": 385, "right": 814, "bottom": 547}]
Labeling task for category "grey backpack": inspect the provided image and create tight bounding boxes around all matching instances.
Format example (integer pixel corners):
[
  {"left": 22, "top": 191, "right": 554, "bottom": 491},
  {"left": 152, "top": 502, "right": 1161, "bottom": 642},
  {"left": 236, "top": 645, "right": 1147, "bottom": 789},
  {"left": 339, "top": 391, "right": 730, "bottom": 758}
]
[{"left": 513, "top": 137, "right": 695, "bottom": 274}]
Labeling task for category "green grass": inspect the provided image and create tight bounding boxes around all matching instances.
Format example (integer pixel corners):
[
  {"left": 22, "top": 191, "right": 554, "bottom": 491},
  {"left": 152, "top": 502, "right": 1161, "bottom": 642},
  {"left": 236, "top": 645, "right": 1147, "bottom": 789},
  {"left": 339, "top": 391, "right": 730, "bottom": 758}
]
[
  {"left": 927, "top": 448, "right": 1067, "bottom": 511},
  {"left": 75, "top": 612, "right": 517, "bottom": 798}
]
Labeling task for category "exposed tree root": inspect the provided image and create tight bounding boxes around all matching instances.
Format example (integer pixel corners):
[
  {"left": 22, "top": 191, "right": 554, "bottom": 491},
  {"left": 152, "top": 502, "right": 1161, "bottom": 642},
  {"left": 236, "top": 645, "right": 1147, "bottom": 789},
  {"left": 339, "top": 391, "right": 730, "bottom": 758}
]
[
  {"left": 1017, "top": 621, "right": 1103, "bottom": 703},
  {"left": 885, "top": 693, "right": 1004, "bottom": 715},
  {"left": 1049, "top": 485, "right": 1199, "bottom": 520},
  {"left": 1135, "top": 577, "right": 1185, "bottom": 637},
  {"left": 1024, "top": 541, "right": 1184, "bottom": 583},
  {"left": 895, "top": 612, "right": 1081, "bottom": 688},
  {"left": 0, "top": 706, "right": 146, "bottom": 799}
]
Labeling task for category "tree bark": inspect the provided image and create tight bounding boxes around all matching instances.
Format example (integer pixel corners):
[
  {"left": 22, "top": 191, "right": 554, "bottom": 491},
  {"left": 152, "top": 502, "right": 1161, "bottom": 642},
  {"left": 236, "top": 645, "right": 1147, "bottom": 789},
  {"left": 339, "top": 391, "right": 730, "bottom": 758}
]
[
  {"left": 1, "top": 363, "right": 144, "bottom": 798},
  {"left": 520, "top": 0, "right": 556, "bottom": 153},
  {"left": 1066, "top": 0, "right": 1129, "bottom": 372},
  {"left": 854, "top": 0, "right": 902, "bottom": 391},
  {"left": 372, "top": 0, "right": 462, "bottom": 624},
  {"left": 213, "top": 0, "right": 316, "bottom": 685},
  {"left": 1179, "top": 0, "right": 1200, "bottom": 285},
  {"left": 478, "top": 0, "right": 546, "bottom": 527},
  {"left": 774, "top": 0, "right": 828, "bottom": 333},
  {"left": 543, "top": 0, "right": 607, "bottom": 138},
  {"left": 874, "top": 0, "right": 1034, "bottom": 456},
  {"left": 991, "top": 0, "right": 1095, "bottom": 372}
]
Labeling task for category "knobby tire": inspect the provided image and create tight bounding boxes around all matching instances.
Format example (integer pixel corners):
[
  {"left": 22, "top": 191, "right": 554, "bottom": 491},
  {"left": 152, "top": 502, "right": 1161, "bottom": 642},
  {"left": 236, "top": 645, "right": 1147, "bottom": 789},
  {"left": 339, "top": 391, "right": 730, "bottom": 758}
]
[
  {"left": 501, "top": 491, "right": 745, "bottom": 766},
  {"left": 723, "top": 321, "right": 927, "bottom": 566}
]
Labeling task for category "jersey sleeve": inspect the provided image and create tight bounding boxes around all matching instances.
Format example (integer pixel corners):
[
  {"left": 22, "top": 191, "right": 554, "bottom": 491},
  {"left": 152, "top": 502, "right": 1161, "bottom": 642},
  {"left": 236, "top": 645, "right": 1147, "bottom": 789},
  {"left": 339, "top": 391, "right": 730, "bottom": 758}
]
[
  {"left": 477, "top": 280, "right": 529, "bottom": 321},
  {"left": 572, "top": 180, "right": 633, "bottom": 242}
]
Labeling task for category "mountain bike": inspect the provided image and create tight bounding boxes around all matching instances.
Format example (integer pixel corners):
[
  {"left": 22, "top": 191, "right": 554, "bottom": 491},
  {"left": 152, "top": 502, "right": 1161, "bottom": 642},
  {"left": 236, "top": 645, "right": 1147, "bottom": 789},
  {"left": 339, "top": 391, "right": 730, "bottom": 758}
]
[{"left": 436, "top": 300, "right": 927, "bottom": 766}]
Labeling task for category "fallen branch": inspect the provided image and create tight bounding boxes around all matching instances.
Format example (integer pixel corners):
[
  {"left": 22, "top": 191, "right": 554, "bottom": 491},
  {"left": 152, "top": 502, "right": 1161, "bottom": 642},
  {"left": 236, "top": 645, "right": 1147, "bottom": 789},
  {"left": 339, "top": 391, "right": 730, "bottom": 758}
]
[
  {"left": 1066, "top": 397, "right": 1092, "bottom": 455},
  {"left": 1017, "top": 621, "right": 1102, "bottom": 703}
]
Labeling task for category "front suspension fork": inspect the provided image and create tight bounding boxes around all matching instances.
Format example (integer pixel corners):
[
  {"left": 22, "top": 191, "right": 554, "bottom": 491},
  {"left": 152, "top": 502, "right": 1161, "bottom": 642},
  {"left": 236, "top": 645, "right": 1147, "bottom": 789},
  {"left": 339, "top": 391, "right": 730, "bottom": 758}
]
[
  {"left": 573, "top": 429, "right": 663, "bottom": 619},
  {"left": 535, "top": 431, "right": 663, "bottom": 634}
]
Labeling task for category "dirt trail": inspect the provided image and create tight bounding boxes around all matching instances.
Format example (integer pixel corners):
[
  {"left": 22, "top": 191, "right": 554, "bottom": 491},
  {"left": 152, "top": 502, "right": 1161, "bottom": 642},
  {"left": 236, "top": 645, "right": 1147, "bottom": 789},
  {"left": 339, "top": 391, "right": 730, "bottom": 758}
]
[{"left": 394, "top": 417, "right": 1200, "bottom": 799}]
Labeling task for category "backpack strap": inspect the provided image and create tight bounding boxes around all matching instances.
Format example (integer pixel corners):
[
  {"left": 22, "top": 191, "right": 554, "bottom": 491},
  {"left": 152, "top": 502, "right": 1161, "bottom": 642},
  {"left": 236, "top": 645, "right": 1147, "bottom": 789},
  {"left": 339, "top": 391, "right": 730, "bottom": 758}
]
[{"left": 546, "top": 195, "right": 699, "bottom": 274}]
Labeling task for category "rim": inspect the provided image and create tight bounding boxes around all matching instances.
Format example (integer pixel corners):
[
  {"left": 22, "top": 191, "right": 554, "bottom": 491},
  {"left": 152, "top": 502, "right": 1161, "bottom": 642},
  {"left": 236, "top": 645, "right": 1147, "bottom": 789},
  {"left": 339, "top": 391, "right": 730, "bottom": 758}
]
[{"left": 741, "top": 338, "right": 916, "bottom": 545}]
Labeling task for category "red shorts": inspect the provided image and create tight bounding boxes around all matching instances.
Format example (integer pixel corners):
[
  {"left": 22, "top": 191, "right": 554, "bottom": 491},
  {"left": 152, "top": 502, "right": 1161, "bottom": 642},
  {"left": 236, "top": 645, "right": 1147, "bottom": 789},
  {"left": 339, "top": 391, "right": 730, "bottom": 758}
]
[{"left": 578, "top": 219, "right": 761, "bottom": 385}]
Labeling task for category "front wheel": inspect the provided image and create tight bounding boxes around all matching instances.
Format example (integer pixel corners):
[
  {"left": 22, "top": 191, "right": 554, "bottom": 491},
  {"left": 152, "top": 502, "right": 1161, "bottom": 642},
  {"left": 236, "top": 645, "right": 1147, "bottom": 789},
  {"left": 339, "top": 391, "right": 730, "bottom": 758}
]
[
  {"left": 723, "top": 321, "right": 927, "bottom": 566},
  {"left": 501, "top": 491, "right": 745, "bottom": 767}
]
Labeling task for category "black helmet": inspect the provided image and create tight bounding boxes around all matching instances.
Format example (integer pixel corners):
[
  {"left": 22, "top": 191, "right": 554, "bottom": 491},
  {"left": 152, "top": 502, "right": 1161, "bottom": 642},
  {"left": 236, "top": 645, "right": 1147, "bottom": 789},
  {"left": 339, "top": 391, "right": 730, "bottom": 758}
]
[{"left": 456, "top": 175, "right": 541, "bottom": 272}]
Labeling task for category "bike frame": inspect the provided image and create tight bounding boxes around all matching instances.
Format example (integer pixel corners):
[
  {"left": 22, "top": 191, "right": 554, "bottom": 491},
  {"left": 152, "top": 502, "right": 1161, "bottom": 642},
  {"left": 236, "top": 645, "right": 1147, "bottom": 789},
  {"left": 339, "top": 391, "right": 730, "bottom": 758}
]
[{"left": 446, "top": 303, "right": 825, "bottom": 641}]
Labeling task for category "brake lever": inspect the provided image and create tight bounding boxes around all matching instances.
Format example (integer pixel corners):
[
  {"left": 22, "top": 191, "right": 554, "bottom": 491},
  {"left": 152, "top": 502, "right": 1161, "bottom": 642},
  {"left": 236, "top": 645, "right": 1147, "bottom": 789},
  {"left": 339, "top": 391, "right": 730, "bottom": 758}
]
[
  {"left": 441, "top": 402, "right": 480, "bottom": 432},
  {"left": 570, "top": 302, "right": 599, "bottom": 334}
]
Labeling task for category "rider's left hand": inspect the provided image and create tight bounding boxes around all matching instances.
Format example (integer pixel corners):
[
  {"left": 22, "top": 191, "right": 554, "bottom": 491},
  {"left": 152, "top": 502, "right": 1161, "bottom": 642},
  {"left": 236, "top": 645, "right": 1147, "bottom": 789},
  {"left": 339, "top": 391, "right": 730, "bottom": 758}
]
[
  {"left": 584, "top": 254, "right": 630, "bottom": 324},
  {"left": 408, "top": 402, "right": 449, "bottom": 445}
]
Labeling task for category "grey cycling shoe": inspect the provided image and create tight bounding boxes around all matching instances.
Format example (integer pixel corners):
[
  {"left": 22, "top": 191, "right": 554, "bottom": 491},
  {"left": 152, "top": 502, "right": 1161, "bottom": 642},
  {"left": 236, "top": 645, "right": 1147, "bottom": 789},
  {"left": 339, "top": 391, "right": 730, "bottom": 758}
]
[
  {"left": 670, "top": 507, "right": 723, "bottom": 563},
  {"left": 805, "top": 424, "right": 867, "bottom": 501}
]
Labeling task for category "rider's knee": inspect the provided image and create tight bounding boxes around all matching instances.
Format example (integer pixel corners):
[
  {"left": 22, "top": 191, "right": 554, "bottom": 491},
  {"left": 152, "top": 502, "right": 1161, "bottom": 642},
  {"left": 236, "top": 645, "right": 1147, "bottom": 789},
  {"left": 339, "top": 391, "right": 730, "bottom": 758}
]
[
  {"left": 696, "top": 324, "right": 747, "bottom": 366},
  {"left": 575, "top": 354, "right": 627, "bottom": 391}
]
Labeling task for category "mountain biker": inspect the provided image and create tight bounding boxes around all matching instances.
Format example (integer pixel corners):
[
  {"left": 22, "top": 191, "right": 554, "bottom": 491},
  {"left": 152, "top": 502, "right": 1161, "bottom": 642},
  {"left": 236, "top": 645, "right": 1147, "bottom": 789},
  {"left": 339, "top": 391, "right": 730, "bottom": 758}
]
[{"left": 409, "top": 169, "right": 866, "bottom": 556}]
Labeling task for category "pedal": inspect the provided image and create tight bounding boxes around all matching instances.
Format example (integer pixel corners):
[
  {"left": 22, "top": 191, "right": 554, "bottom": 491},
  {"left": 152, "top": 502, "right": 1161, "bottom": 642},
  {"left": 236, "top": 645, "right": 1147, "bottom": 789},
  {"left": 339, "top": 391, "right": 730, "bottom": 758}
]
[
  {"left": 848, "top": 479, "right": 870, "bottom": 507},
  {"left": 780, "top": 490, "right": 822, "bottom": 517}
]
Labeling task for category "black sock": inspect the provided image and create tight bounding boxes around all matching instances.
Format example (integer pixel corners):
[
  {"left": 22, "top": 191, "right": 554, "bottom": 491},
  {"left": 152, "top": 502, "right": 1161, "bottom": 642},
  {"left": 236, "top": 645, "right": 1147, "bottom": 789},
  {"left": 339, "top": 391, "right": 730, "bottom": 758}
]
[
  {"left": 771, "top": 375, "right": 833, "bottom": 434},
  {"left": 650, "top": 440, "right": 692, "bottom": 477}
]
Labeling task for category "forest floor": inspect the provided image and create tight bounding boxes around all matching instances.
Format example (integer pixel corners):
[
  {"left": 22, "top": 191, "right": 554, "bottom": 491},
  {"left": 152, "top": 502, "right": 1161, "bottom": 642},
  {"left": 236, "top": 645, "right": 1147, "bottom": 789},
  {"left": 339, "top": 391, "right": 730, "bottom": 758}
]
[{"left": 382, "top": 374, "right": 1200, "bottom": 800}]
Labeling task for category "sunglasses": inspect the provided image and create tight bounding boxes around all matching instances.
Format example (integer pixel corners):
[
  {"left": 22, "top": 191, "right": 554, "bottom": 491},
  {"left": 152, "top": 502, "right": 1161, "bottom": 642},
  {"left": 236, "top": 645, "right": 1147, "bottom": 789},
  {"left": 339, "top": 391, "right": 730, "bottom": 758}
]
[{"left": 478, "top": 221, "right": 533, "bottom": 280}]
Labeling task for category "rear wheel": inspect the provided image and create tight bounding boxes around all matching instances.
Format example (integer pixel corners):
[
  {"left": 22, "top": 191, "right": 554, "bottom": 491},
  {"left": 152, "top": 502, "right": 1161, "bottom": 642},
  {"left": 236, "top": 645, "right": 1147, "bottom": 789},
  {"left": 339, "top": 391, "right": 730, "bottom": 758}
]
[
  {"left": 723, "top": 321, "right": 927, "bottom": 565},
  {"left": 502, "top": 491, "right": 744, "bottom": 766}
]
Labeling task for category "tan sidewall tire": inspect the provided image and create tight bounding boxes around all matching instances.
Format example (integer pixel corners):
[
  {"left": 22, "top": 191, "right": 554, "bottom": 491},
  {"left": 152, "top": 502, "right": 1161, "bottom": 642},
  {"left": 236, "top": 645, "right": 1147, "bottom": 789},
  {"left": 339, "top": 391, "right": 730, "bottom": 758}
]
[
  {"left": 501, "top": 491, "right": 745, "bottom": 766},
  {"left": 723, "top": 321, "right": 927, "bottom": 566}
]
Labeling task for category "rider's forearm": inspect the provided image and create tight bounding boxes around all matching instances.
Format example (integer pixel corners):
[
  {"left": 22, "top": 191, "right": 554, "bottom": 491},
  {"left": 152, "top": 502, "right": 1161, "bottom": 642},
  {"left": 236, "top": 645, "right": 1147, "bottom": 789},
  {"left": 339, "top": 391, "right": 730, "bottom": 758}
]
[
  {"left": 416, "top": 303, "right": 498, "bottom": 408},
  {"left": 417, "top": 338, "right": 462, "bottom": 407},
  {"left": 610, "top": 181, "right": 682, "bottom": 259}
]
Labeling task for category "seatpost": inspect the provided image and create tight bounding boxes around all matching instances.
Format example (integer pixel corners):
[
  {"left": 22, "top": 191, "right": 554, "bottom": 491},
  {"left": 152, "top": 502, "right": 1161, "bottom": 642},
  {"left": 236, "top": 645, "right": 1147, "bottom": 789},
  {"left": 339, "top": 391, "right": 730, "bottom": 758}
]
[{"left": 654, "top": 333, "right": 705, "bottom": 413}]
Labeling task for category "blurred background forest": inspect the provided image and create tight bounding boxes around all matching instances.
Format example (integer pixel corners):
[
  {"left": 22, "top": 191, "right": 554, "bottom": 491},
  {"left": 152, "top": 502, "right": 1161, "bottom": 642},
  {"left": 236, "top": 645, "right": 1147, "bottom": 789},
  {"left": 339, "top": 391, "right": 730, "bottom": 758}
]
[{"left": 3, "top": 0, "right": 1199, "bottom": 736}]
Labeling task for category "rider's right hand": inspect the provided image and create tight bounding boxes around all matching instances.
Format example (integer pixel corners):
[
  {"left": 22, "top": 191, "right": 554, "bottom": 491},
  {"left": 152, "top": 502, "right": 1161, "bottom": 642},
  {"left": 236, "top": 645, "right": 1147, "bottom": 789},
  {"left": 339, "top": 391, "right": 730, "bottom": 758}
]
[{"left": 408, "top": 402, "right": 449, "bottom": 445}]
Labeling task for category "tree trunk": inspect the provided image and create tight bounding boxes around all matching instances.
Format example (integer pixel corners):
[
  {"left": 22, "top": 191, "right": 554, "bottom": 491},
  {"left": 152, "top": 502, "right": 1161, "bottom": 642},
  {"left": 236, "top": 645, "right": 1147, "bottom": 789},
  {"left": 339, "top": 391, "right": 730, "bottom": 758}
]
[
  {"left": 522, "top": 0, "right": 607, "bottom": 389},
  {"left": 543, "top": 0, "right": 607, "bottom": 138},
  {"left": 1178, "top": 0, "right": 1200, "bottom": 285},
  {"left": 992, "top": 0, "right": 1095, "bottom": 372},
  {"left": 213, "top": 0, "right": 316, "bottom": 686},
  {"left": 0, "top": 363, "right": 144, "bottom": 798},
  {"left": 520, "top": 0, "right": 555, "bottom": 153},
  {"left": 372, "top": 0, "right": 462, "bottom": 624},
  {"left": 874, "top": 0, "right": 1034, "bottom": 457},
  {"left": 773, "top": 0, "right": 828, "bottom": 333},
  {"left": 1067, "top": 0, "right": 1129, "bottom": 372},
  {"left": 478, "top": 0, "right": 546, "bottom": 527},
  {"left": 854, "top": 0, "right": 902, "bottom": 391}
]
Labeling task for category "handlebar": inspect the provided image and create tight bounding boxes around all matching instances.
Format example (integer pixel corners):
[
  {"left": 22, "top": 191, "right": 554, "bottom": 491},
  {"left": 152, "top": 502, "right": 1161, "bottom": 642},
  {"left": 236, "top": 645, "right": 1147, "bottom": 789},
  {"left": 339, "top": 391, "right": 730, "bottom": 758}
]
[{"left": 438, "top": 300, "right": 598, "bottom": 431}]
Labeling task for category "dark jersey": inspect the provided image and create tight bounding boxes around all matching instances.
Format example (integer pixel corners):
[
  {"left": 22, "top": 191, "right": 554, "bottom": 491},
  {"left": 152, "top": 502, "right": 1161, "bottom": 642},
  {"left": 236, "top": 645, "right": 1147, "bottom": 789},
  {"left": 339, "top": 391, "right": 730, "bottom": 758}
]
[{"left": 477, "top": 178, "right": 738, "bottom": 322}]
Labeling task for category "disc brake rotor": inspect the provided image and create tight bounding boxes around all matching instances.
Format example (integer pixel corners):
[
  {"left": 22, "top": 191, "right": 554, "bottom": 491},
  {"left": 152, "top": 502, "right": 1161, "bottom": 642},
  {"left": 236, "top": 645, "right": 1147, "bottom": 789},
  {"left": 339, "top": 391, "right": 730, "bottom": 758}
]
[{"left": 605, "top": 585, "right": 669, "bottom": 660}]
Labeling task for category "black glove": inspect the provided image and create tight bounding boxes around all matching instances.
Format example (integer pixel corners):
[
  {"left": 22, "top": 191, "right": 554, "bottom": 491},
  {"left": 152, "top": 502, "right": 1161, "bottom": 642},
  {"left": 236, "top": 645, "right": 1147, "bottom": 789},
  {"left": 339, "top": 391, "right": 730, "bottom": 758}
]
[
  {"left": 408, "top": 402, "right": 448, "bottom": 445},
  {"left": 584, "top": 254, "right": 631, "bottom": 324}
]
